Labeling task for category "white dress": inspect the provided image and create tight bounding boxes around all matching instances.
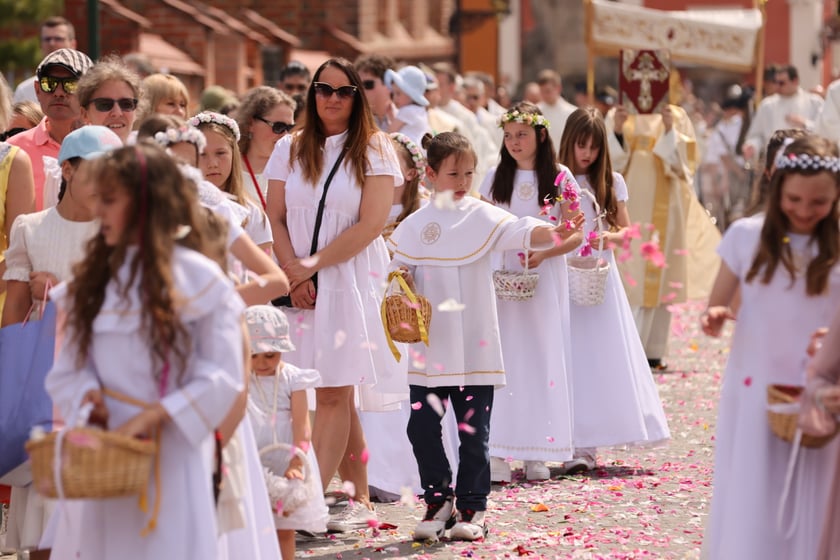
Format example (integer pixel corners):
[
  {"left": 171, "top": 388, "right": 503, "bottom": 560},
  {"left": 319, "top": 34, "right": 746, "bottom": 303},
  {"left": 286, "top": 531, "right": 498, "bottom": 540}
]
[
  {"left": 264, "top": 131, "right": 406, "bottom": 404},
  {"left": 394, "top": 104, "right": 432, "bottom": 150},
  {"left": 44, "top": 246, "right": 245, "bottom": 560},
  {"left": 478, "top": 167, "right": 575, "bottom": 462},
  {"left": 705, "top": 216, "right": 840, "bottom": 559},
  {"left": 247, "top": 363, "right": 328, "bottom": 532},
  {"left": 2, "top": 207, "right": 98, "bottom": 550},
  {"left": 569, "top": 173, "right": 671, "bottom": 449}
]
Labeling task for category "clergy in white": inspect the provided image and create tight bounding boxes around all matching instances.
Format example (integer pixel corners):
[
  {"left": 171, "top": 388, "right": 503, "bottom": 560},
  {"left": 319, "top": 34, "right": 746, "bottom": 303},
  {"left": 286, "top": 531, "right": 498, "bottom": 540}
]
[{"left": 742, "top": 65, "right": 823, "bottom": 160}]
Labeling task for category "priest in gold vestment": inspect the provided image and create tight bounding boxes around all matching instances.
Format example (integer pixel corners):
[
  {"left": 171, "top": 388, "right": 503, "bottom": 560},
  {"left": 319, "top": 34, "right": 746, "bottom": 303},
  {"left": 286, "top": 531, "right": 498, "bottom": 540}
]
[{"left": 605, "top": 104, "right": 720, "bottom": 368}]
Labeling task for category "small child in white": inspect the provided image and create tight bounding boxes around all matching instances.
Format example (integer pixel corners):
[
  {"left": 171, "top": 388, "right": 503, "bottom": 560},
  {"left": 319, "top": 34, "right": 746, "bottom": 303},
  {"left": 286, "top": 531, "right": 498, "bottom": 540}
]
[
  {"left": 245, "top": 305, "right": 328, "bottom": 559},
  {"left": 383, "top": 65, "right": 432, "bottom": 148}
]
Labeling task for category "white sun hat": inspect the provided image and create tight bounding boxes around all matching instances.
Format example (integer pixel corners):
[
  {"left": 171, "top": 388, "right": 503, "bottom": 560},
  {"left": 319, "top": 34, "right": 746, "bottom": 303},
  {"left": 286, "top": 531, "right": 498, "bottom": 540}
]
[{"left": 384, "top": 65, "right": 430, "bottom": 107}]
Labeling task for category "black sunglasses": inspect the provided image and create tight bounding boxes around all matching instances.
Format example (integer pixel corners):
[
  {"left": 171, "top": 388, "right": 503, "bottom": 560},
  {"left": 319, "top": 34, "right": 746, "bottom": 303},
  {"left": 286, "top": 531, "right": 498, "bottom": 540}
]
[
  {"left": 312, "top": 82, "right": 358, "bottom": 100},
  {"left": 362, "top": 79, "right": 376, "bottom": 90},
  {"left": 89, "top": 97, "right": 139, "bottom": 112},
  {"left": 256, "top": 116, "right": 294, "bottom": 135},
  {"left": 0, "top": 127, "right": 26, "bottom": 141},
  {"left": 38, "top": 75, "right": 79, "bottom": 94}
]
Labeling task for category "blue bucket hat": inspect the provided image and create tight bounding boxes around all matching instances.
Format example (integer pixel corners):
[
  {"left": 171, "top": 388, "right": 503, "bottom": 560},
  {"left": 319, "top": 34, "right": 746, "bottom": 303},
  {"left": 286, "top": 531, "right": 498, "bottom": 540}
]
[{"left": 58, "top": 125, "right": 123, "bottom": 164}]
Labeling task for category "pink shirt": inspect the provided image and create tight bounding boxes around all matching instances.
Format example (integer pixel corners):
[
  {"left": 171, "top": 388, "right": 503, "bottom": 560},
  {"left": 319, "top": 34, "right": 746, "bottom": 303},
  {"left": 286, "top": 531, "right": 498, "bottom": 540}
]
[{"left": 8, "top": 117, "right": 60, "bottom": 210}]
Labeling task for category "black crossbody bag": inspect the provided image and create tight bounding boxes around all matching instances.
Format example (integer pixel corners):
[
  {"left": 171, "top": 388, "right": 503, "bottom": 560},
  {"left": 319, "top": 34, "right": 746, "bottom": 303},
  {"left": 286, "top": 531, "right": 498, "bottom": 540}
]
[{"left": 272, "top": 149, "right": 347, "bottom": 308}]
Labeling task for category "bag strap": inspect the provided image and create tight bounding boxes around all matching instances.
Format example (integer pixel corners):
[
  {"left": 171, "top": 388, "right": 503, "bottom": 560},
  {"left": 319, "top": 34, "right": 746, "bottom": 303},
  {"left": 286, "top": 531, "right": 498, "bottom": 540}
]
[
  {"left": 308, "top": 148, "right": 347, "bottom": 257},
  {"left": 381, "top": 270, "right": 429, "bottom": 362},
  {"left": 242, "top": 155, "right": 268, "bottom": 211}
]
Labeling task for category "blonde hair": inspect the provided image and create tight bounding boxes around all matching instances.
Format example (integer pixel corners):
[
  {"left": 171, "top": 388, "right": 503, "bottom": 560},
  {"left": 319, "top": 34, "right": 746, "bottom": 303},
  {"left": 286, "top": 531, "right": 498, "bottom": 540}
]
[
  {"left": 0, "top": 74, "right": 11, "bottom": 131},
  {"left": 12, "top": 101, "right": 44, "bottom": 129},
  {"left": 141, "top": 73, "right": 190, "bottom": 120}
]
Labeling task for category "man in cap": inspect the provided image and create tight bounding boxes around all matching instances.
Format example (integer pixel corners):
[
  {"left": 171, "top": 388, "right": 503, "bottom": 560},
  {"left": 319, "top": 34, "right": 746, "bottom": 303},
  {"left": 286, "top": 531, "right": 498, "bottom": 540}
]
[
  {"left": 13, "top": 17, "right": 78, "bottom": 104},
  {"left": 9, "top": 48, "right": 93, "bottom": 210}
]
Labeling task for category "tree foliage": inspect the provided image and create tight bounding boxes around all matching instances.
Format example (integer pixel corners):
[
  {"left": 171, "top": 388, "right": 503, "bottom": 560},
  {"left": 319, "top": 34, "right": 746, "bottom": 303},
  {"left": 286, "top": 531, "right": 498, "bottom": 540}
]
[{"left": 0, "top": 0, "right": 63, "bottom": 76}]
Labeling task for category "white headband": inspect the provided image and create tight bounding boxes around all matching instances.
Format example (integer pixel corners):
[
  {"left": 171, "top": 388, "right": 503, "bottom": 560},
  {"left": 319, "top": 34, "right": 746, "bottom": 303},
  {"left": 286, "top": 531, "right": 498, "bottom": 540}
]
[{"left": 775, "top": 152, "right": 840, "bottom": 174}]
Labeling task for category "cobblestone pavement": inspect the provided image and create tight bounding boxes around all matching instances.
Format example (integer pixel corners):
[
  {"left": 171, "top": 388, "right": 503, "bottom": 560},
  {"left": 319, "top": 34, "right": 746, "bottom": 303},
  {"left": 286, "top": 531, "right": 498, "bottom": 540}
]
[{"left": 1, "top": 301, "right": 730, "bottom": 559}]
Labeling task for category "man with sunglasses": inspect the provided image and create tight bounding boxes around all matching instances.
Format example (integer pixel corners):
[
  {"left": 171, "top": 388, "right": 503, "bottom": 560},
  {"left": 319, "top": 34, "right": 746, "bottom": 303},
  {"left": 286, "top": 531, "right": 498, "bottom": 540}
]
[
  {"left": 13, "top": 17, "right": 78, "bottom": 105},
  {"left": 8, "top": 48, "right": 93, "bottom": 210},
  {"left": 742, "top": 64, "right": 824, "bottom": 162},
  {"left": 354, "top": 54, "right": 398, "bottom": 131}
]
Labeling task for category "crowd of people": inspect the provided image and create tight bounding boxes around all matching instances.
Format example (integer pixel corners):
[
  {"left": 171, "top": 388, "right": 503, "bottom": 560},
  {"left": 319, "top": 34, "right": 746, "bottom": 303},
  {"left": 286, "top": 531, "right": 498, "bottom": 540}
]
[{"left": 1, "top": 13, "right": 840, "bottom": 560}]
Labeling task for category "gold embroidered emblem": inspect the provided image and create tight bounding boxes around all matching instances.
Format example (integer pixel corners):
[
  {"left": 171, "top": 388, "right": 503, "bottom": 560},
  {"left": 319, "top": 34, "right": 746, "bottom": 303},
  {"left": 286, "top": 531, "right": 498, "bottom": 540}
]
[
  {"left": 421, "top": 222, "right": 441, "bottom": 245},
  {"left": 517, "top": 182, "right": 536, "bottom": 200}
]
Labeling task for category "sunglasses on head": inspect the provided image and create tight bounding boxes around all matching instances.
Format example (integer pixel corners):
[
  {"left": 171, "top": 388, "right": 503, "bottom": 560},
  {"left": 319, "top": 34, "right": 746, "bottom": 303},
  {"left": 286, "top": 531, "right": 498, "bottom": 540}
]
[
  {"left": 256, "top": 116, "right": 294, "bottom": 135},
  {"left": 313, "top": 82, "right": 358, "bottom": 100},
  {"left": 39, "top": 75, "right": 79, "bottom": 94},
  {"left": 362, "top": 79, "right": 376, "bottom": 90},
  {"left": 89, "top": 97, "right": 139, "bottom": 112}
]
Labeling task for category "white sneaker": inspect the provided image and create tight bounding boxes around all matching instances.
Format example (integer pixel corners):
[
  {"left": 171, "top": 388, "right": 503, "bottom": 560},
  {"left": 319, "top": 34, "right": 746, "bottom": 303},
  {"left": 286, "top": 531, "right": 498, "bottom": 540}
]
[
  {"left": 524, "top": 460, "right": 551, "bottom": 481},
  {"left": 326, "top": 502, "right": 376, "bottom": 532},
  {"left": 450, "top": 509, "right": 488, "bottom": 541},
  {"left": 413, "top": 496, "right": 455, "bottom": 541},
  {"left": 490, "top": 456, "right": 512, "bottom": 483},
  {"left": 563, "top": 454, "right": 596, "bottom": 475}
]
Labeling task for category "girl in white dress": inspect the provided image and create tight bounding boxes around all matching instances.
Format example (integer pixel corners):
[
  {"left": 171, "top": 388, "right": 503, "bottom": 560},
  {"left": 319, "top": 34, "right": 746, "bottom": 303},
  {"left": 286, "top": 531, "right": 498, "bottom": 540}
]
[
  {"left": 389, "top": 132, "right": 583, "bottom": 542},
  {"left": 190, "top": 111, "right": 274, "bottom": 253},
  {"left": 44, "top": 143, "right": 246, "bottom": 559},
  {"left": 245, "top": 305, "right": 328, "bottom": 559},
  {"left": 557, "top": 107, "right": 671, "bottom": 473},
  {"left": 478, "top": 102, "right": 579, "bottom": 482},
  {"left": 701, "top": 135, "right": 840, "bottom": 559}
]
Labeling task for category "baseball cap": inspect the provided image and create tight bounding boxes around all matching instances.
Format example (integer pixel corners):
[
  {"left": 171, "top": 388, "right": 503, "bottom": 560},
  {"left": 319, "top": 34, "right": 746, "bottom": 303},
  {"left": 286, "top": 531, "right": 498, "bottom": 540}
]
[
  {"left": 58, "top": 126, "right": 123, "bottom": 164},
  {"left": 245, "top": 305, "right": 296, "bottom": 354},
  {"left": 36, "top": 48, "right": 94, "bottom": 79}
]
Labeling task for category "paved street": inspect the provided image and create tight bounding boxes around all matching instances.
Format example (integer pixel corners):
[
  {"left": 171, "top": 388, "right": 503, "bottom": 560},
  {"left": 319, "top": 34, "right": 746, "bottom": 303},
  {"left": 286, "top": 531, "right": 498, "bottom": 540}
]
[{"left": 2, "top": 301, "right": 729, "bottom": 559}]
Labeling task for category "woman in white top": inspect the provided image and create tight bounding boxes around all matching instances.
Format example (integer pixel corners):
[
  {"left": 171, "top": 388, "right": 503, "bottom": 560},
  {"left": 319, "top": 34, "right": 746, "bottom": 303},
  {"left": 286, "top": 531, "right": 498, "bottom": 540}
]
[
  {"left": 265, "top": 57, "right": 405, "bottom": 533},
  {"left": 235, "top": 87, "right": 297, "bottom": 210}
]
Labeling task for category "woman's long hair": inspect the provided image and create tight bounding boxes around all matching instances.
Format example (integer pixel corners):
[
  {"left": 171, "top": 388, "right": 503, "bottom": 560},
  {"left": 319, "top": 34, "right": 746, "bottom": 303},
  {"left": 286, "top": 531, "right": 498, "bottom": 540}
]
[
  {"left": 557, "top": 107, "right": 619, "bottom": 229},
  {"left": 489, "top": 102, "right": 557, "bottom": 208},
  {"left": 745, "top": 135, "right": 840, "bottom": 296},
  {"left": 292, "top": 57, "right": 379, "bottom": 188},
  {"left": 66, "top": 142, "right": 206, "bottom": 375}
]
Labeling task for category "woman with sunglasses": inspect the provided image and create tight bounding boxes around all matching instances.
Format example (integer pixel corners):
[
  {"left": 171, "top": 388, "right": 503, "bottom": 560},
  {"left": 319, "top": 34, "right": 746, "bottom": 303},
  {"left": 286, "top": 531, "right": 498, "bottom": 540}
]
[
  {"left": 265, "top": 58, "right": 406, "bottom": 533},
  {"left": 234, "top": 87, "right": 297, "bottom": 210},
  {"left": 76, "top": 56, "right": 142, "bottom": 144}
]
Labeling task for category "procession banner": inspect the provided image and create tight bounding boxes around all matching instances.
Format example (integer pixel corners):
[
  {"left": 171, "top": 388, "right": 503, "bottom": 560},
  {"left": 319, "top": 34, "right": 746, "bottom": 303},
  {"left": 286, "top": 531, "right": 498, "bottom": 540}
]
[
  {"left": 589, "top": 0, "right": 762, "bottom": 72},
  {"left": 619, "top": 49, "right": 670, "bottom": 115}
]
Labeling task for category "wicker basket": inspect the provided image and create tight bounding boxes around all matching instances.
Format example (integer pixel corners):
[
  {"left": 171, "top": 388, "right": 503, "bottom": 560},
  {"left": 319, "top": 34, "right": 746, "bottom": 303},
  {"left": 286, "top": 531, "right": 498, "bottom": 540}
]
[
  {"left": 26, "top": 428, "right": 157, "bottom": 499},
  {"left": 569, "top": 189, "right": 610, "bottom": 306},
  {"left": 259, "top": 442, "right": 312, "bottom": 515},
  {"left": 767, "top": 384, "right": 838, "bottom": 448},
  {"left": 382, "top": 270, "right": 432, "bottom": 345},
  {"left": 493, "top": 251, "right": 539, "bottom": 302}
]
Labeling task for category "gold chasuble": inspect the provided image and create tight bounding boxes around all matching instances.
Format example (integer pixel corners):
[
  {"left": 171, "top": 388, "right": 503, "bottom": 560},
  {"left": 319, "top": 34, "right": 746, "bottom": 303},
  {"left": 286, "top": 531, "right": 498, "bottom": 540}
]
[{"left": 605, "top": 105, "right": 720, "bottom": 308}]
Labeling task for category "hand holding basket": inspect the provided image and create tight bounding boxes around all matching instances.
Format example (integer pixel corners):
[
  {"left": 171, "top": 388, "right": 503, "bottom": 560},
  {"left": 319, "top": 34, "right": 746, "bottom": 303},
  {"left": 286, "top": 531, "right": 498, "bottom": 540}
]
[
  {"left": 568, "top": 189, "right": 610, "bottom": 306},
  {"left": 259, "top": 442, "right": 312, "bottom": 516},
  {"left": 381, "top": 269, "right": 432, "bottom": 361},
  {"left": 493, "top": 250, "right": 539, "bottom": 301}
]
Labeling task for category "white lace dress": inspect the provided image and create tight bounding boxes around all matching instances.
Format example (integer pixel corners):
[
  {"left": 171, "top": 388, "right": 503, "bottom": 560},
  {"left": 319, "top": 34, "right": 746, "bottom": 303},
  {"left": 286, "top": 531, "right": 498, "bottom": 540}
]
[
  {"left": 479, "top": 167, "right": 575, "bottom": 462},
  {"left": 247, "top": 363, "right": 328, "bottom": 532}
]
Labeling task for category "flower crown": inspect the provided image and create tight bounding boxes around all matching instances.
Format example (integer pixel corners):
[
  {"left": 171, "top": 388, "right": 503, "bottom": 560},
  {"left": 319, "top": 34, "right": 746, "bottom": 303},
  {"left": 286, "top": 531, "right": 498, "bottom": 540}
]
[
  {"left": 390, "top": 132, "right": 426, "bottom": 180},
  {"left": 498, "top": 110, "right": 550, "bottom": 129},
  {"left": 152, "top": 126, "right": 207, "bottom": 152},
  {"left": 188, "top": 111, "right": 241, "bottom": 142},
  {"left": 775, "top": 152, "right": 840, "bottom": 174}
]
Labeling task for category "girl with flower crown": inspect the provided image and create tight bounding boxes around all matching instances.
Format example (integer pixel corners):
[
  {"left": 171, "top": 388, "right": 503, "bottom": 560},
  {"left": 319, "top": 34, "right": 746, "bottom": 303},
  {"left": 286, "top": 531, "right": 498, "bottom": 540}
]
[
  {"left": 189, "top": 111, "right": 273, "bottom": 254},
  {"left": 477, "top": 101, "right": 580, "bottom": 482},
  {"left": 701, "top": 135, "right": 840, "bottom": 558},
  {"left": 557, "top": 107, "right": 670, "bottom": 475}
]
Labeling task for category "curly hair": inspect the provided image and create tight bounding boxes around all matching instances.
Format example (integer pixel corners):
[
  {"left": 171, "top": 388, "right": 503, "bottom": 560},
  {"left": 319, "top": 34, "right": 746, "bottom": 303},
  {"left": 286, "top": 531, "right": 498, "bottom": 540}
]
[
  {"left": 293, "top": 58, "right": 379, "bottom": 188},
  {"left": 66, "top": 142, "right": 206, "bottom": 375},
  {"left": 745, "top": 135, "right": 840, "bottom": 296},
  {"left": 234, "top": 86, "right": 296, "bottom": 155},
  {"left": 557, "top": 107, "right": 620, "bottom": 229},
  {"left": 489, "top": 101, "right": 557, "bottom": 209}
]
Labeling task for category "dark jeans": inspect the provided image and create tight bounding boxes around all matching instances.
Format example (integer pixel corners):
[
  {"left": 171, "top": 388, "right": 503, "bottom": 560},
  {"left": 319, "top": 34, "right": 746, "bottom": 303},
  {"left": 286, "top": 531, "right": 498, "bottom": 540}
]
[{"left": 406, "top": 384, "right": 494, "bottom": 512}]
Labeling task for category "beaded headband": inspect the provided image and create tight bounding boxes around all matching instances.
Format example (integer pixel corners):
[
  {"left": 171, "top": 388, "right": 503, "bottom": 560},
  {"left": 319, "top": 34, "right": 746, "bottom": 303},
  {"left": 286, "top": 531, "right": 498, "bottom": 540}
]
[
  {"left": 152, "top": 126, "right": 207, "bottom": 153},
  {"left": 390, "top": 132, "right": 426, "bottom": 180},
  {"left": 188, "top": 111, "right": 241, "bottom": 142},
  {"left": 775, "top": 152, "right": 840, "bottom": 174},
  {"left": 498, "top": 109, "right": 550, "bottom": 129}
]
